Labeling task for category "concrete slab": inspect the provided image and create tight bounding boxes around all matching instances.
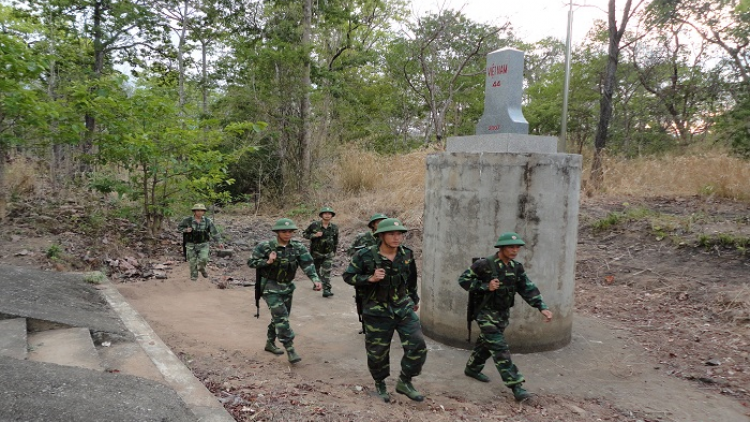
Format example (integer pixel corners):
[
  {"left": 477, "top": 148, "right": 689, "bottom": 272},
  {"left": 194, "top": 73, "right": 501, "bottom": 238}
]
[
  {"left": 98, "top": 280, "right": 235, "bottom": 422},
  {"left": 27, "top": 327, "right": 102, "bottom": 371},
  {"left": 99, "top": 341, "right": 167, "bottom": 383},
  {"left": 0, "top": 356, "right": 196, "bottom": 422},
  {"left": 446, "top": 133, "right": 558, "bottom": 153},
  {"left": 0, "top": 266, "right": 131, "bottom": 342},
  {"left": 0, "top": 318, "right": 27, "bottom": 360}
]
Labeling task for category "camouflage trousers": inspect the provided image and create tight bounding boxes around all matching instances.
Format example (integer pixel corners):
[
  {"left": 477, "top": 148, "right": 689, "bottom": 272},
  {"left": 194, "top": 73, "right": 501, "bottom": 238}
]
[
  {"left": 312, "top": 252, "right": 334, "bottom": 292},
  {"left": 363, "top": 306, "right": 427, "bottom": 382},
  {"left": 465, "top": 310, "right": 524, "bottom": 387},
  {"left": 263, "top": 289, "right": 295, "bottom": 349},
  {"left": 185, "top": 242, "right": 209, "bottom": 280}
]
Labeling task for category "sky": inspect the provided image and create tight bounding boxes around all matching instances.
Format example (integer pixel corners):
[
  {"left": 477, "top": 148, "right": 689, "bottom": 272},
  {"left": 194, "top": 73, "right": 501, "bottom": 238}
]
[{"left": 408, "top": 0, "right": 610, "bottom": 44}]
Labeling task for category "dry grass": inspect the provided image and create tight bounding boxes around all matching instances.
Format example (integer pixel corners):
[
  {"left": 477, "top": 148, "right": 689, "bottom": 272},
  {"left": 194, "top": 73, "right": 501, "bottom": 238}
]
[
  {"left": 324, "top": 147, "right": 750, "bottom": 229},
  {"left": 4, "top": 158, "right": 45, "bottom": 199},
  {"left": 328, "top": 147, "right": 432, "bottom": 228},
  {"left": 586, "top": 150, "right": 750, "bottom": 200}
]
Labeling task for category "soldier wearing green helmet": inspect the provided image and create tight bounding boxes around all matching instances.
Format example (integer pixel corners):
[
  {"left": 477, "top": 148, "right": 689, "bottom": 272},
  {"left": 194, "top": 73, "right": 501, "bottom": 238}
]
[
  {"left": 457, "top": 231, "right": 553, "bottom": 402},
  {"left": 247, "top": 218, "right": 322, "bottom": 364},
  {"left": 177, "top": 203, "right": 223, "bottom": 281},
  {"left": 347, "top": 213, "right": 388, "bottom": 256},
  {"left": 343, "top": 218, "right": 427, "bottom": 403},
  {"left": 303, "top": 206, "right": 339, "bottom": 297}
]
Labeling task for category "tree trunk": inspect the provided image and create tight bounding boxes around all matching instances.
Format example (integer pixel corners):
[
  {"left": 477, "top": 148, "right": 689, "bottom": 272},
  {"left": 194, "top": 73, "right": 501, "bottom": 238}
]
[
  {"left": 591, "top": 0, "right": 636, "bottom": 190},
  {"left": 81, "top": 0, "right": 106, "bottom": 175},
  {"left": 178, "top": 0, "right": 189, "bottom": 114},
  {"left": 201, "top": 39, "right": 208, "bottom": 115},
  {"left": 299, "top": 0, "right": 313, "bottom": 193}
]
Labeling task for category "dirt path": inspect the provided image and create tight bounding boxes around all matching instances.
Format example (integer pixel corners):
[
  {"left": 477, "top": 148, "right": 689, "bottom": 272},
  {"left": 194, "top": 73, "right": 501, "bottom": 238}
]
[{"left": 116, "top": 262, "right": 749, "bottom": 422}]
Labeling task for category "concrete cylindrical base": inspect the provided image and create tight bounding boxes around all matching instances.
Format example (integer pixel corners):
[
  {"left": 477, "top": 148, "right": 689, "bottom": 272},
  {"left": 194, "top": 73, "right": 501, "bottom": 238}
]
[{"left": 420, "top": 152, "right": 581, "bottom": 353}]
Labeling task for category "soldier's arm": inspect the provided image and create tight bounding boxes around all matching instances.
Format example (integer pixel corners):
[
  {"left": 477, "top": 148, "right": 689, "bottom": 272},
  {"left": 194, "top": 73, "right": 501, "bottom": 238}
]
[
  {"left": 333, "top": 225, "right": 339, "bottom": 251},
  {"left": 302, "top": 222, "right": 316, "bottom": 240},
  {"left": 297, "top": 245, "right": 321, "bottom": 285},
  {"left": 208, "top": 219, "right": 222, "bottom": 243},
  {"left": 177, "top": 217, "right": 190, "bottom": 232},
  {"left": 247, "top": 243, "right": 271, "bottom": 268},
  {"left": 407, "top": 255, "right": 419, "bottom": 305},
  {"left": 457, "top": 260, "right": 491, "bottom": 292},
  {"left": 516, "top": 263, "right": 548, "bottom": 310},
  {"left": 342, "top": 252, "right": 372, "bottom": 287}
]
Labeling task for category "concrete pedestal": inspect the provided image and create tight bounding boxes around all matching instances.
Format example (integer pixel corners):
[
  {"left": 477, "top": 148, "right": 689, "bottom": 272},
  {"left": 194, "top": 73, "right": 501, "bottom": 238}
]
[{"left": 420, "top": 151, "right": 581, "bottom": 353}]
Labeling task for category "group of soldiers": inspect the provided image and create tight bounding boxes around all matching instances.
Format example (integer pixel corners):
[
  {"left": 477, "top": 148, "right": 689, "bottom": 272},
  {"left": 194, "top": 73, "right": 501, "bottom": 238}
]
[{"left": 178, "top": 204, "right": 553, "bottom": 403}]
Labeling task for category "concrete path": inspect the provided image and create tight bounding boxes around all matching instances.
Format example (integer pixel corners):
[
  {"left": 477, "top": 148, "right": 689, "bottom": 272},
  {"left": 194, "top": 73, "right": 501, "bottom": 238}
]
[{"left": 0, "top": 265, "right": 234, "bottom": 422}]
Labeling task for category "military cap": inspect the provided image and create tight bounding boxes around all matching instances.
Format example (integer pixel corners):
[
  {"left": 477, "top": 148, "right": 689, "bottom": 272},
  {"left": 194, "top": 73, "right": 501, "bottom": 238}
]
[
  {"left": 272, "top": 218, "right": 299, "bottom": 231},
  {"left": 494, "top": 232, "right": 526, "bottom": 247},
  {"left": 367, "top": 213, "right": 388, "bottom": 229},
  {"left": 374, "top": 218, "right": 407, "bottom": 234}
]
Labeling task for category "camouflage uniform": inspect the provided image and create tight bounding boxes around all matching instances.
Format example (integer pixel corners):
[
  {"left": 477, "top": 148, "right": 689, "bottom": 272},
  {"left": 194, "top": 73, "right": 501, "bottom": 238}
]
[
  {"left": 303, "top": 220, "right": 338, "bottom": 295},
  {"left": 247, "top": 239, "right": 320, "bottom": 350},
  {"left": 347, "top": 231, "right": 378, "bottom": 256},
  {"left": 458, "top": 256, "right": 548, "bottom": 388},
  {"left": 342, "top": 245, "right": 427, "bottom": 384},
  {"left": 178, "top": 215, "right": 221, "bottom": 280}
]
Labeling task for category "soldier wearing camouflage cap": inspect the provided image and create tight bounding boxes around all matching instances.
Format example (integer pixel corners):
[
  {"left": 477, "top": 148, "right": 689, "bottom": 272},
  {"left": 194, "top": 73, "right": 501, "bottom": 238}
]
[
  {"left": 343, "top": 218, "right": 427, "bottom": 403},
  {"left": 247, "top": 218, "right": 322, "bottom": 364},
  {"left": 177, "top": 203, "right": 223, "bottom": 281},
  {"left": 303, "top": 207, "right": 339, "bottom": 297},
  {"left": 457, "top": 232, "right": 553, "bottom": 402}
]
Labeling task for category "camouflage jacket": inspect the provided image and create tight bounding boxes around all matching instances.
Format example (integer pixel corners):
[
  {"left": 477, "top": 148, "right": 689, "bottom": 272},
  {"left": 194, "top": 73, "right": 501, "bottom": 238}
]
[
  {"left": 457, "top": 255, "right": 547, "bottom": 316},
  {"left": 177, "top": 216, "right": 221, "bottom": 243},
  {"left": 347, "top": 231, "right": 379, "bottom": 256},
  {"left": 303, "top": 220, "right": 339, "bottom": 255},
  {"left": 342, "top": 245, "right": 419, "bottom": 316},
  {"left": 247, "top": 239, "right": 320, "bottom": 293}
]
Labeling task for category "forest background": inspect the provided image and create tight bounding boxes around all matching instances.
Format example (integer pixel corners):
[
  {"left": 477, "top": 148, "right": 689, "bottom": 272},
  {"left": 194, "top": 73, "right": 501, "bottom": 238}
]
[{"left": 2, "top": 0, "right": 750, "bottom": 235}]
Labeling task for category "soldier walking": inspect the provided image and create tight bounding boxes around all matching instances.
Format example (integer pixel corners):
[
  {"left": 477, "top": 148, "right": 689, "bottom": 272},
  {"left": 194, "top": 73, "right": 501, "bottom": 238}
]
[
  {"left": 303, "top": 207, "right": 339, "bottom": 297},
  {"left": 346, "top": 213, "right": 388, "bottom": 256},
  {"left": 247, "top": 218, "right": 322, "bottom": 364},
  {"left": 178, "top": 203, "right": 222, "bottom": 281},
  {"left": 343, "top": 218, "right": 427, "bottom": 403},
  {"left": 457, "top": 232, "right": 553, "bottom": 401}
]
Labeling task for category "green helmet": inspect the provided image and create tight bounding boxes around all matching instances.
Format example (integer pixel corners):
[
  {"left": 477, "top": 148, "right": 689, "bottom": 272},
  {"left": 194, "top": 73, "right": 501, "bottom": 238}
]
[
  {"left": 319, "top": 206, "right": 336, "bottom": 217},
  {"left": 367, "top": 213, "right": 388, "bottom": 229},
  {"left": 191, "top": 203, "right": 207, "bottom": 211},
  {"left": 494, "top": 232, "right": 526, "bottom": 247},
  {"left": 374, "top": 218, "right": 407, "bottom": 234},
  {"left": 272, "top": 218, "right": 299, "bottom": 231}
]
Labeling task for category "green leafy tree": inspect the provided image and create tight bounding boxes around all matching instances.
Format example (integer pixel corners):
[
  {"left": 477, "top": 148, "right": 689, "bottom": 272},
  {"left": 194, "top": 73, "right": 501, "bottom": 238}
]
[
  {"left": 92, "top": 79, "right": 239, "bottom": 234},
  {"left": 390, "top": 9, "right": 508, "bottom": 144},
  {"left": 648, "top": 0, "right": 750, "bottom": 157},
  {"left": 0, "top": 6, "right": 49, "bottom": 216}
]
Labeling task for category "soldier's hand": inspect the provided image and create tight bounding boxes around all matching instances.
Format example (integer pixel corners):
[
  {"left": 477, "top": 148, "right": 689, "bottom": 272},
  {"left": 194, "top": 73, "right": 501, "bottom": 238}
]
[
  {"left": 185, "top": 227, "right": 193, "bottom": 233},
  {"left": 413, "top": 304, "right": 420, "bottom": 312},
  {"left": 488, "top": 279, "right": 500, "bottom": 291},
  {"left": 541, "top": 309, "right": 553, "bottom": 322},
  {"left": 313, "top": 282, "right": 322, "bottom": 291},
  {"left": 315, "top": 231, "right": 323, "bottom": 237},
  {"left": 369, "top": 268, "right": 386, "bottom": 282},
  {"left": 267, "top": 251, "right": 277, "bottom": 264}
]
